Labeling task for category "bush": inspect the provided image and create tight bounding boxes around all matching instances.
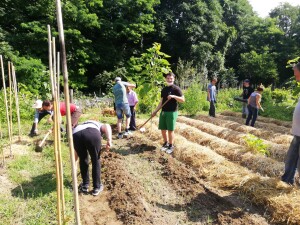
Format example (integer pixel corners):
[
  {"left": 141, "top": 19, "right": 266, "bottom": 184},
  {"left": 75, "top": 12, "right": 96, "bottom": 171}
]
[{"left": 182, "top": 83, "right": 203, "bottom": 115}]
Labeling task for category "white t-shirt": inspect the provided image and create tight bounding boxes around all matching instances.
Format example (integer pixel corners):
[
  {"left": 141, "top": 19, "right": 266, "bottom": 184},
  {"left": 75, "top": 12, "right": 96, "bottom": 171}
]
[
  {"left": 72, "top": 120, "right": 103, "bottom": 134},
  {"left": 292, "top": 98, "right": 300, "bottom": 136}
]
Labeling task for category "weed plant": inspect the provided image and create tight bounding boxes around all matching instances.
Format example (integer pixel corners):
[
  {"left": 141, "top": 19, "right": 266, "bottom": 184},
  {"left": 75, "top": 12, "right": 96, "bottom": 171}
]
[{"left": 243, "top": 134, "right": 270, "bottom": 156}]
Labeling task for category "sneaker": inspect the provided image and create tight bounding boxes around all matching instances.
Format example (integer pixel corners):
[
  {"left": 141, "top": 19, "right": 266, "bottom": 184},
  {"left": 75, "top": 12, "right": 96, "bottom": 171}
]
[
  {"left": 78, "top": 183, "right": 89, "bottom": 193},
  {"left": 166, "top": 145, "right": 174, "bottom": 154},
  {"left": 92, "top": 184, "right": 104, "bottom": 196},
  {"left": 160, "top": 142, "right": 169, "bottom": 152},
  {"left": 117, "top": 133, "right": 123, "bottom": 139}
]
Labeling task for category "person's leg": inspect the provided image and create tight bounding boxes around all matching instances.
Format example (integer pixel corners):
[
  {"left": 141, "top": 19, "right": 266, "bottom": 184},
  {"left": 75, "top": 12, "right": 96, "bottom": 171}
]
[
  {"left": 73, "top": 131, "right": 90, "bottom": 187},
  {"left": 209, "top": 101, "right": 213, "bottom": 116},
  {"left": 129, "top": 106, "right": 136, "bottom": 130},
  {"left": 84, "top": 128, "right": 101, "bottom": 189},
  {"left": 242, "top": 103, "right": 247, "bottom": 118},
  {"left": 161, "top": 130, "right": 168, "bottom": 143},
  {"left": 166, "top": 111, "right": 178, "bottom": 153},
  {"left": 245, "top": 105, "right": 252, "bottom": 125},
  {"left": 115, "top": 104, "right": 123, "bottom": 134},
  {"left": 123, "top": 103, "right": 131, "bottom": 132},
  {"left": 250, "top": 108, "right": 258, "bottom": 127},
  {"left": 282, "top": 136, "right": 300, "bottom": 184},
  {"left": 159, "top": 112, "right": 169, "bottom": 149},
  {"left": 211, "top": 101, "right": 216, "bottom": 117},
  {"left": 168, "top": 130, "right": 175, "bottom": 145}
]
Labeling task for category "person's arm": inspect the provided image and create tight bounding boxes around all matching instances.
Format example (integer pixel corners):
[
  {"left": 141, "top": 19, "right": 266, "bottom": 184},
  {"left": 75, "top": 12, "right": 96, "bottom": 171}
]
[
  {"left": 167, "top": 94, "right": 185, "bottom": 103},
  {"left": 256, "top": 94, "right": 262, "bottom": 109},
  {"left": 121, "top": 81, "right": 136, "bottom": 88},
  {"left": 101, "top": 124, "right": 112, "bottom": 151},
  {"left": 207, "top": 87, "right": 211, "bottom": 102},
  {"left": 151, "top": 98, "right": 163, "bottom": 117}
]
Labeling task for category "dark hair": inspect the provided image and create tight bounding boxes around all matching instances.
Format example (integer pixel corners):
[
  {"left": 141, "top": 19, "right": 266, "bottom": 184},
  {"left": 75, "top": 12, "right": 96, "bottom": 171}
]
[
  {"left": 42, "top": 100, "right": 52, "bottom": 107},
  {"left": 164, "top": 72, "right": 175, "bottom": 78}
]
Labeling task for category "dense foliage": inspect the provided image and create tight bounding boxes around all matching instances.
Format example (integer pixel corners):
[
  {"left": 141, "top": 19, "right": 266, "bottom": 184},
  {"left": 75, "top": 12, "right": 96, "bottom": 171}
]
[{"left": 0, "top": 0, "right": 300, "bottom": 94}]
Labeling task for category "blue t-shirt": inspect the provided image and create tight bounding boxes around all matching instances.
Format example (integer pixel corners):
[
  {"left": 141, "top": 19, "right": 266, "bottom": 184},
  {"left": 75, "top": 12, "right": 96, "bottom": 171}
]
[
  {"left": 207, "top": 84, "right": 217, "bottom": 102},
  {"left": 113, "top": 82, "right": 128, "bottom": 105}
]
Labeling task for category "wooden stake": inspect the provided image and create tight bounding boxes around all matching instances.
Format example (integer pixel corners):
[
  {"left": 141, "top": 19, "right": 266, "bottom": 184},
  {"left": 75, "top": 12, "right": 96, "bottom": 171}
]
[
  {"left": 0, "top": 55, "right": 12, "bottom": 158},
  {"left": 57, "top": 52, "right": 60, "bottom": 96},
  {"left": 52, "top": 39, "right": 66, "bottom": 217},
  {"left": 11, "top": 64, "right": 21, "bottom": 141},
  {"left": 48, "top": 25, "right": 55, "bottom": 99},
  {"left": 55, "top": 1, "right": 81, "bottom": 224},
  {"left": 8, "top": 62, "right": 13, "bottom": 146},
  {"left": 48, "top": 27, "right": 62, "bottom": 225}
]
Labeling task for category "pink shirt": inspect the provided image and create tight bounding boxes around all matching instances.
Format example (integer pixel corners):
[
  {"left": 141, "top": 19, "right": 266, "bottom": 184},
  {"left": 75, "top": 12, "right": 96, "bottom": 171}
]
[{"left": 126, "top": 90, "right": 138, "bottom": 106}]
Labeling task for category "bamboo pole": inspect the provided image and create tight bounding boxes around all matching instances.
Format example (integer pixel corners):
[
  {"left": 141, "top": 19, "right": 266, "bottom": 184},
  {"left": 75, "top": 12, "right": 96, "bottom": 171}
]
[
  {"left": 0, "top": 55, "right": 12, "bottom": 158},
  {"left": 48, "top": 25, "right": 55, "bottom": 99},
  {"left": 53, "top": 38, "right": 66, "bottom": 217},
  {"left": 53, "top": 97, "right": 62, "bottom": 225},
  {"left": 55, "top": 1, "right": 81, "bottom": 224},
  {"left": 11, "top": 64, "right": 21, "bottom": 141},
  {"left": 48, "top": 27, "right": 62, "bottom": 225},
  {"left": 8, "top": 62, "right": 13, "bottom": 144},
  {"left": 57, "top": 52, "right": 60, "bottom": 96}
]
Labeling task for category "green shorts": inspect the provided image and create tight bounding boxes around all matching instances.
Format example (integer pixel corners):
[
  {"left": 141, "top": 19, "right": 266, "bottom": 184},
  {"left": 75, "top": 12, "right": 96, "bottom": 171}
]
[{"left": 158, "top": 111, "right": 178, "bottom": 131}]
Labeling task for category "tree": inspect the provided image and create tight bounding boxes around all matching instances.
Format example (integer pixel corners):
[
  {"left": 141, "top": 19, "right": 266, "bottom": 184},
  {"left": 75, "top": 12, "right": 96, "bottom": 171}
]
[
  {"left": 128, "top": 43, "right": 171, "bottom": 113},
  {"left": 238, "top": 51, "right": 278, "bottom": 86}
]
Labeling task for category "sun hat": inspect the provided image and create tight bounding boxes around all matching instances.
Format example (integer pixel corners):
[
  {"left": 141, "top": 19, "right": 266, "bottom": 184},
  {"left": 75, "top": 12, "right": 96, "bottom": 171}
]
[
  {"left": 115, "top": 77, "right": 121, "bottom": 82},
  {"left": 32, "top": 100, "right": 43, "bottom": 108}
]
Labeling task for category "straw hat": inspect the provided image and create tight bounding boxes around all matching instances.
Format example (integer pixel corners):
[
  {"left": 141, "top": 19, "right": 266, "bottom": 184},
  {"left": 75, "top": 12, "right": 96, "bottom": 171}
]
[{"left": 32, "top": 100, "right": 43, "bottom": 108}]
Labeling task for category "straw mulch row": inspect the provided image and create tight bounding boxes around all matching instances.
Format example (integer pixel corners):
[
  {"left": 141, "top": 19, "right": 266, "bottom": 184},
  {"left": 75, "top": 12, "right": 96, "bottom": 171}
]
[
  {"left": 175, "top": 121, "right": 284, "bottom": 178},
  {"left": 149, "top": 118, "right": 283, "bottom": 178},
  {"left": 216, "top": 114, "right": 292, "bottom": 139},
  {"left": 142, "top": 120, "right": 300, "bottom": 224},
  {"left": 177, "top": 117, "right": 288, "bottom": 162},
  {"left": 221, "top": 111, "right": 292, "bottom": 128},
  {"left": 192, "top": 114, "right": 293, "bottom": 145}
]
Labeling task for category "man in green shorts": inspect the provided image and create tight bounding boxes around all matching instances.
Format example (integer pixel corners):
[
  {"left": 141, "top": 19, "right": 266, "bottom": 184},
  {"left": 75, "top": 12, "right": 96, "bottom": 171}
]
[{"left": 152, "top": 72, "right": 185, "bottom": 154}]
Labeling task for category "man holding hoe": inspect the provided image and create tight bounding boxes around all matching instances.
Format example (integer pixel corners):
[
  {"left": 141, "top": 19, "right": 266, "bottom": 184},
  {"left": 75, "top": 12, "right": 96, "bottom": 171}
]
[{"left": 152, "top": 72, "right": 185, "bottom": 154}]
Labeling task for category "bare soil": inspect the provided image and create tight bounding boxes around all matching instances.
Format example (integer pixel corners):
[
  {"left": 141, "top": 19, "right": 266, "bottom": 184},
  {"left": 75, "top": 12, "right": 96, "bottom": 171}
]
[{"left": 75, "top": 126, "right": 271, "bottom": 225}]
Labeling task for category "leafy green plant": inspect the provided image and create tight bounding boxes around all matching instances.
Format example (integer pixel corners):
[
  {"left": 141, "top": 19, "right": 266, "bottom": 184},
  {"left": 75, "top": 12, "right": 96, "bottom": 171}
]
[
  {"left": 183, "top": 83, "right": 203, "bottom": 115},
  {"left": 243, "top": 134, "right": 270, "bottom": 156},
  {"left": 128, "top": 43, "right": 171, "bottom": 113}
]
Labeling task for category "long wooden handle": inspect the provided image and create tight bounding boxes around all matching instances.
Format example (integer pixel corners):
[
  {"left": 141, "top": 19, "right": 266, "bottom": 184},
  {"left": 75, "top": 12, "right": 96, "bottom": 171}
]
[
  {"left": 139, "top": 98, "right": 171, "bottom": 129},
  {"left": 39, "top": 130, "right": 52, "bottom": 147}
]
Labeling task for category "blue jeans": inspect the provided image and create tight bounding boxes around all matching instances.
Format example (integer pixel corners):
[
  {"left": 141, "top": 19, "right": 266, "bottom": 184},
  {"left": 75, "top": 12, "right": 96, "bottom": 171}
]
[
  {"left": 115, "top": 103, "right": 131, "bottom": 119},
  {"left": 245, "top": 105, "right": 258, "bottom": 127},
  {"left": 281, "top": 136, "right": 300, "bottom": 185},
  {"left": 242, "top": 102, "right": 248, "bottom": 116}
]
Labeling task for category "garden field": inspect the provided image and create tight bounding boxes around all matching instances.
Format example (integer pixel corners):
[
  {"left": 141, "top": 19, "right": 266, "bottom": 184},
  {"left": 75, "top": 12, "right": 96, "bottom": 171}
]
[{"left": 0, "top": 108, "right": 299, "bottom": 225}]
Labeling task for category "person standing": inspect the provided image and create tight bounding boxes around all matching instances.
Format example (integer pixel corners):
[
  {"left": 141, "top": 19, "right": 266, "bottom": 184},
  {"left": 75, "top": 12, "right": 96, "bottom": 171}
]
[
  {"left": 73, "top": 120, "right": 112, "bottom": 196},
  {"left": 282, "top": 62, "right": 300, "bottom": 185},
  {"left": 241, "top": 79, "right": 254, "bottom": 118},
  {"left": 112, "top": 77, "right": 135, "bottom": 138},
  {"left": 245, "top": 85, "right": 264, "bottom": 127},
  {"left": 207, "top": 77, "right": 217, "bottom": 117},
  {"left": 152, "top": 72, "right": 185, "bottom": 154},
  {"left": 126, "top": 85, "right": 138, "bottom": 131},
  {"left": 29, "top": 100, "right": 53, "bottom": 137}
]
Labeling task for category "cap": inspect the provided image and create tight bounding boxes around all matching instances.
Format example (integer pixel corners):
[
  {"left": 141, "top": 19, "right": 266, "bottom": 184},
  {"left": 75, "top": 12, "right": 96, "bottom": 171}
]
[
  {"left": 32, "top": 100, "right": 43, "bottom": 108},
  {"left": 244, "top": 79, "right": 250, "bottom": 83},
  {"left": 115, "top": 77, "right": 121, "bottom": 82}
]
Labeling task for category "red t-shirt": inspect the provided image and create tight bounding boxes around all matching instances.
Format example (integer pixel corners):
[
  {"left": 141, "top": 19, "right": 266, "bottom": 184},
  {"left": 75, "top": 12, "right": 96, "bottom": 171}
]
[{"left": 60, "top": 102, "right": 77, "bottom": 116}]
